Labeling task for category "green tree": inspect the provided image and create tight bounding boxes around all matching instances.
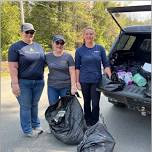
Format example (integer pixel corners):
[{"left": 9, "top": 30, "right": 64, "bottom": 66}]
[
  {"left": 25, "top": 2, "right": 94, "bottom": 52},
  {"left": 91, "top": 1, "right": 120, "bottom": 53},
  {"left": 1, "top": 1, "right": 20, "bottom": 60},
  {"left": 2, "top": 1, "right": 147, "bottom": 60}
]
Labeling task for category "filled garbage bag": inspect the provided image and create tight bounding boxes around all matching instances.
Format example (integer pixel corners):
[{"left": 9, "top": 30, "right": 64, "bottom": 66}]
[
  {"left": 99, "top": 74, "right": 125, "bottom": 92},
  {"left": 77, "top": 122, "right": 115, "bottom": 152},
  {"left": 45, "top": 95, "right": 86, "bottom": 145},
  {"left": 144, "top": 80, "right": 151, "bottom": 97}
]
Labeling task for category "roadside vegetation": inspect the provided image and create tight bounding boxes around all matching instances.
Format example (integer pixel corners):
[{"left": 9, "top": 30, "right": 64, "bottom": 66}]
[{"left": 1, "top": 1, "right": 148, "bottom": 77}]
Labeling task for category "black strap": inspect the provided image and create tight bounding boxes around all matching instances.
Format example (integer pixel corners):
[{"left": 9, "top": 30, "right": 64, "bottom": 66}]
[{"left": 66, "top": 90, "right": 81, "bottom": 98}]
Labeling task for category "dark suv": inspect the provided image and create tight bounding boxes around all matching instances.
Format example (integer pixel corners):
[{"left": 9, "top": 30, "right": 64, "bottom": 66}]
[{"left": 98, "top": 5, "right": 151, "bottom": 116}]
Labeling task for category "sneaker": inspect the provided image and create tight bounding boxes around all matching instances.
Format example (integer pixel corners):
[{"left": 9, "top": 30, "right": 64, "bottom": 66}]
[
  {"left": 24, "top": 131, "right": 39, "bottom": 138},
  {"left": 46, "top": 128, "right": 52, "bottom": 134},
  {"left": 33, "top": 127, "right": 43, "bottom": 135}
]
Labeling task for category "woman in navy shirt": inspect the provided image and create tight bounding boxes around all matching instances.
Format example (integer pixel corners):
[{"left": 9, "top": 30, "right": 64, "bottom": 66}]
[
  {"left": 8, "top": 23, "right": 45, "bottom": 137},
  {"left": 75, "top": 27, "right": 111, "bottom": 126}
]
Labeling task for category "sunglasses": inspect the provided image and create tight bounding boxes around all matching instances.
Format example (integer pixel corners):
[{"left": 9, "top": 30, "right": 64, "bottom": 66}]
[
  {"left": 55, "top": 41, "right": 65, "bottom": 46},
  {"left": 25, "top": 30, "right": 35, "bottom": 35}
]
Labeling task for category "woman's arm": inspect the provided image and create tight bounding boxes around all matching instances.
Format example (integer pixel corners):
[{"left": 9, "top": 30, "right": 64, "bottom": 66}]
[
  {"left": 100, "top": 46, "right": 111, "bottom": 79},
  {"left": 75, "top": 69, "right": 81, "bottom": 90},
  {"left": 69, "top": 66, "right": 77, "bottom": 95},
  {"left": 8, "top": 62, "right": 20, "bottom": 97},
  {"left": 75, "top": 49, "right": 81, "bottom": 90}
]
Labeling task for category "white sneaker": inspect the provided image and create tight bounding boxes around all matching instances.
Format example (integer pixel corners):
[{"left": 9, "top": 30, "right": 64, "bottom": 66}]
[
  {"left": 46, "top": 128, "right": 52, "bottom": 134},
  {"left": 33, "top": 127, "right": 43, "bottom": 134},
  {"left": 24, "top": 131, "right": 39, "bottom": 138}
]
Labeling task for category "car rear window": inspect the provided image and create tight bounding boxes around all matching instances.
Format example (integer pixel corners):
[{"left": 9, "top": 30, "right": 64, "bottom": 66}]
[{"left": 116, "top": 35, "right": 136, "bottom": 50}]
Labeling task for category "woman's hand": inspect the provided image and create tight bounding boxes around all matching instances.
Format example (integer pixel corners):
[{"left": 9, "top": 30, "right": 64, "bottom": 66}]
[
  {"left": 104, "top": 67, "right": 112, "bottom": 79},
  {"left": 71, "top": 86, "right": 77, "bottom": 95},
  {"left": 76, "top": 82, "right": 81, "bottom": 90},
  {"left": 11, "top": 83, "right": 20, "bottom": 97}
]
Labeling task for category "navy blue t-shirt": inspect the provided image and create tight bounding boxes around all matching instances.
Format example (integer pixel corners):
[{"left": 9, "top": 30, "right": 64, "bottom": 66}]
[
  {"left": 75, "top": 44, "right": 110, "bottom": 83},
  {"left": 8, "top": 41, "right": 45, "bottom": 80}
]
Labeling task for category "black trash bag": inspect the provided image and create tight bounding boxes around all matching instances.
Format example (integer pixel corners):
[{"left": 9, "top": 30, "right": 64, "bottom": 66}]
[
  {"left": 99, "top": 74, "right": 125, "bottom": 92},
  {"left": 144, "top": 80, "right": 151, "bottom": 97},
  {"left": 77, "top": 122, "right": 115, "bottom": 152},
  {"left": 45, "top": 95, "right": 86, "bottom": 145}
]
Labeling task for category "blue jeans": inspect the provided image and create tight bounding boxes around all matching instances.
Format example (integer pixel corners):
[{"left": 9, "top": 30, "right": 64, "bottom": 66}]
[
  {"left": 47, "top": 86, "right": 69, "bottom": 105},
  {"left": 17, "top": 79, "right": 44, "bottom": 134}
]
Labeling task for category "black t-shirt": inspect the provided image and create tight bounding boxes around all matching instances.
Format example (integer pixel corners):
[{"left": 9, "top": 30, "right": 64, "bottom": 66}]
[{"left": 8, "top": 41, "right": 45, "bottom": 80}]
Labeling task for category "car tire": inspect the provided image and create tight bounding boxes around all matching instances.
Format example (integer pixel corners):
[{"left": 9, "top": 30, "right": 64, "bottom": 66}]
[{"left": 108, "top": 98, "right": 126, "bottom": 107}]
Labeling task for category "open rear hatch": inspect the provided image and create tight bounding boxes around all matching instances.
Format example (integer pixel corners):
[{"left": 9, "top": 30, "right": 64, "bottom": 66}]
[
  {"left": 106, "top": 5, "right": 151, "bottom": 32},
  {"left": 98, "top": 5, "right": 151, "bottom": 103}
]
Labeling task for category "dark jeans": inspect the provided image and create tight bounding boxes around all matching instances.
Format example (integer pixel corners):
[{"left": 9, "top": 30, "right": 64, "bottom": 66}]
[
  {"left": 81, "top": 82, "right": 101, "bottom": 126},
  {"left": 17, "top": 79, "right": 44, "bottom": 134}
]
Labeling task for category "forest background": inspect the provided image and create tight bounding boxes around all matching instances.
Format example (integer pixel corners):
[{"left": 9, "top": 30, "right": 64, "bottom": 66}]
[{"left": 1, "top": 0, "right": 149, "bottom": 62}]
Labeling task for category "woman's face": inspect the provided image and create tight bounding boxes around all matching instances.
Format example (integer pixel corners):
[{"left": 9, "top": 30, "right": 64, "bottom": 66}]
[
  {"left": 53, "top": 40, "right": 65, "bottom": 52},
  {"left": 22, "top": 30, "right": 35, "bottom": 43},
  {"left": 83, "top": 29, "right": 95, "bottom": 43}
]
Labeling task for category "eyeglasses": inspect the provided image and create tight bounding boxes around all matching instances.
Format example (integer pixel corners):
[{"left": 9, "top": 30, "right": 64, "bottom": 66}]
[
  {"left": 25, "top": 30, "right": 35, "bottom": 35},
  {"left": 55, "top": 41, "right": 65, "bottom": 46}
]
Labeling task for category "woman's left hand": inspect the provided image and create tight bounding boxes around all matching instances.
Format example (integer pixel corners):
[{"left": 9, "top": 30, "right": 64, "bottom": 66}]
[{"left": 71, "top": 87, "right": 77, "bottom": 95}]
